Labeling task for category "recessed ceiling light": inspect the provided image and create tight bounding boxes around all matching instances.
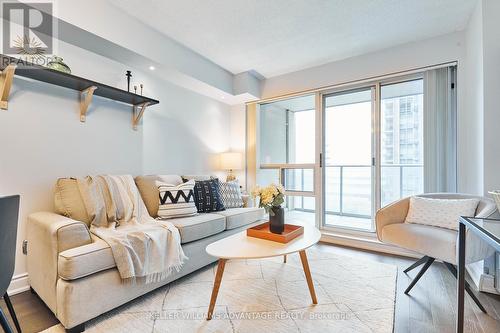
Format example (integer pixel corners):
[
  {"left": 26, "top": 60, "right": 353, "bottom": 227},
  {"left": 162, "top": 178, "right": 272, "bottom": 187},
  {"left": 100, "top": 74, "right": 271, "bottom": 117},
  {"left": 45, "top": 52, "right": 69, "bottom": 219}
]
[
  {"left": 149, "top": 66, "right": 155, "bottom": 71},
  {"left": 221, "top": 96, "right": 225, "bottom": 99}
]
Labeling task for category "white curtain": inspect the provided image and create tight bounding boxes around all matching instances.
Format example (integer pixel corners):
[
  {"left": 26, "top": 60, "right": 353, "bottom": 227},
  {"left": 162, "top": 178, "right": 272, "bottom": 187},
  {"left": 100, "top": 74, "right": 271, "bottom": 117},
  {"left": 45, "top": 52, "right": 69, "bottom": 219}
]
[{"left": 423, "top": 67, "right": 457, "bottom": 193}]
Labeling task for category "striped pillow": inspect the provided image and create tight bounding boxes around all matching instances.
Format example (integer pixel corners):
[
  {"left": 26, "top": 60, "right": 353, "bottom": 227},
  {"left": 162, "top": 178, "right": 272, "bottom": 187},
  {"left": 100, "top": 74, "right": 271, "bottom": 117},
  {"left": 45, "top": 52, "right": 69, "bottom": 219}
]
[{"left": 157, "top": 179, "right": 198, "bottom": 219}]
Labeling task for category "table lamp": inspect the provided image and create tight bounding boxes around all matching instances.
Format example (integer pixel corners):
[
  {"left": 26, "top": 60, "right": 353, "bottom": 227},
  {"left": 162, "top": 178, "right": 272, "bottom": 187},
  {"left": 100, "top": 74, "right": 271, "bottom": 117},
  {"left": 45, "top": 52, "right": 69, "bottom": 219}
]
[{"left": 220, "top": 152, "right": 242, "bottom": 182}]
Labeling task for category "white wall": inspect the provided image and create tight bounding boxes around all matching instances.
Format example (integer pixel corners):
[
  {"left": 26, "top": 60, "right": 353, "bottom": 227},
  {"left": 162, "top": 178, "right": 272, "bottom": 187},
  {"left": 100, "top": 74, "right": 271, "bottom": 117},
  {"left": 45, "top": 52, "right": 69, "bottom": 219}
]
[
  {"left": 0, "top": 40, "right": 231, "bottom": 293},
  {"left": 262, "top": 32, "right": 465, "bottom": 99},
  {"left": 463, "top": 0, "right": 484, "bottom": 195},
  {"left": 142, "top": 78, "right": 231, "bottom": 176},
  {"left": 481, "top": 0, "right": 500, "bottom": 194},
  {"left": 229, "top": 104, "right": 247, "bottom": 189}
]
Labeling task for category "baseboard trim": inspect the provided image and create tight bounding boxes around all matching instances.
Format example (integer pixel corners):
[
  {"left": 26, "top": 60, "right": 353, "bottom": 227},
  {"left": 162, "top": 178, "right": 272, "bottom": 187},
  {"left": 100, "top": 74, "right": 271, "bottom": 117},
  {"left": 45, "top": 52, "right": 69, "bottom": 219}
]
[
  {"left": 320, "top": 232, "right": 421, "bottom": 259},
  {"left": 7, "top": 273, "right": 30, "bottom": 295}
]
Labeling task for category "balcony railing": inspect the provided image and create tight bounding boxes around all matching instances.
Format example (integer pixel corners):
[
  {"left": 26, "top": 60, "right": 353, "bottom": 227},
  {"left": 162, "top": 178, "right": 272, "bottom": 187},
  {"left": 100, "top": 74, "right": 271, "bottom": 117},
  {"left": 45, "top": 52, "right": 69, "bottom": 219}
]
[{"left": 291, "top": 164, "right": 423, "bottom": 218}]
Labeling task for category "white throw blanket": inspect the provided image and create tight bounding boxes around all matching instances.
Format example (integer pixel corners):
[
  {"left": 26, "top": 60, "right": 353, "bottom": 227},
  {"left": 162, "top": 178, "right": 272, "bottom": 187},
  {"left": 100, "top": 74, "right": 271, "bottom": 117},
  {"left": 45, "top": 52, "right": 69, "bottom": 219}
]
[{"left": 77, "top": 175, "right": 187, "bottom": 283}]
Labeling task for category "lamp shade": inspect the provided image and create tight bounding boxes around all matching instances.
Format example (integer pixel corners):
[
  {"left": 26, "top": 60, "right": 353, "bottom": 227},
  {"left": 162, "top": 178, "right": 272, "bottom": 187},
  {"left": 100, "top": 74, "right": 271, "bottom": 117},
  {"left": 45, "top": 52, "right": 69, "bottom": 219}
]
[{"left": 220, "top": 152, "right": 242, "bottom": 170}]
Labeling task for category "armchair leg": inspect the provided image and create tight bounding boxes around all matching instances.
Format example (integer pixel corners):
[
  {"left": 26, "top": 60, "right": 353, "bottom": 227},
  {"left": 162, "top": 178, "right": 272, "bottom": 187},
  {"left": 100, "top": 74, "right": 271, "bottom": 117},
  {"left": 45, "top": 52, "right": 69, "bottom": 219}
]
[
  {"left": 3, "top": 293, "right": 21, "bottom": 333},
  {"left": 443, "top": 262, "right": 487, "bottom": 313},
  {"left": 404, "top": 255, "right": 431, "bottom": 273},
  {"left": 404, "top": 256, "right": 435, "bottom": 294}
]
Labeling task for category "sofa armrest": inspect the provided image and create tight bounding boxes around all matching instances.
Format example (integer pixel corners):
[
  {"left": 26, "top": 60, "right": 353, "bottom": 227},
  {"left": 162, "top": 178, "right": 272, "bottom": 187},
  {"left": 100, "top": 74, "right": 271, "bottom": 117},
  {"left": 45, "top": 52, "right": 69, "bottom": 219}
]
[
  {"left": 375, "top": 197, "right": 410, "bottom": 241},
  {"left": 27, "top": 212, "right": 92, "bottom": 312}
]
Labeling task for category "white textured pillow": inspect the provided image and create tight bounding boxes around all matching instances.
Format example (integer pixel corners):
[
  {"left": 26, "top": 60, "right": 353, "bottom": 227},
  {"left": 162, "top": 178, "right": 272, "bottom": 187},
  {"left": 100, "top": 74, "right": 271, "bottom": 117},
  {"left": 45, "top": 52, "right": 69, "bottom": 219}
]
[
  {"left": 219, "top": 181, "right": 243, "bottom": 208},
  {"left": 405, "top": 197, "right": 479, "bottom": 230},
  {"left": 157, "top": 179, "right": 198, "bottom": 219}
]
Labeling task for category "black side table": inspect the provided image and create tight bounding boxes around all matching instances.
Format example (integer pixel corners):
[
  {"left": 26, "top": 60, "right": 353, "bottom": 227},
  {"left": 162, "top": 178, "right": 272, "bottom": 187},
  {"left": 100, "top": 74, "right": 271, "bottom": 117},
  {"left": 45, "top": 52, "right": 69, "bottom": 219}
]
[{"left": 457, "top": 217, "right": 500, "bottom": 333}]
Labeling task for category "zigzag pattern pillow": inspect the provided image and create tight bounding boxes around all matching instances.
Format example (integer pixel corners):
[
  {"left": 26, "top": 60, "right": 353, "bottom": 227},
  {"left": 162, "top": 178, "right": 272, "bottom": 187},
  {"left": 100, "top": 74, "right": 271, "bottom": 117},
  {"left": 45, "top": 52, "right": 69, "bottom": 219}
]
[
  {"left": 157, "top": 179, "right": 198, "bottom": 219},
  {"left": 219, "top": 181, "right": 243, "bottom": 208}
]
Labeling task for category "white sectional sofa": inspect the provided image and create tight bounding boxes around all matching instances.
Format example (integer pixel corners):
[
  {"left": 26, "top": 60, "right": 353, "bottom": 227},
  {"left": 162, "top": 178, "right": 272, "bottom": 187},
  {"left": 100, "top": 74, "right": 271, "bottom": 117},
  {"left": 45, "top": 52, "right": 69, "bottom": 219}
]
[{"left": 26, "top": 175, "right": 265, "bottom": 332}]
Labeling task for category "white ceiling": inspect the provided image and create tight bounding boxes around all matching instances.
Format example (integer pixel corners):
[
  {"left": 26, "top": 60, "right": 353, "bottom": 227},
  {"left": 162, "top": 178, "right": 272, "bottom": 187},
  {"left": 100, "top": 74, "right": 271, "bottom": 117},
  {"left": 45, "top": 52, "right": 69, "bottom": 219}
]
[{"left": 109, "top": 0, "right": 477, "bottom": 78}]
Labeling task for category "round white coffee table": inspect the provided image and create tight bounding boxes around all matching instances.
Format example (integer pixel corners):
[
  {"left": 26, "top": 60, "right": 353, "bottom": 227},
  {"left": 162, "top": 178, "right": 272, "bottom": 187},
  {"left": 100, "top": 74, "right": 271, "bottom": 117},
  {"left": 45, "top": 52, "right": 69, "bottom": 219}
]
[{"left": 205, "top": 221, "right": 321, "bottom": 320}]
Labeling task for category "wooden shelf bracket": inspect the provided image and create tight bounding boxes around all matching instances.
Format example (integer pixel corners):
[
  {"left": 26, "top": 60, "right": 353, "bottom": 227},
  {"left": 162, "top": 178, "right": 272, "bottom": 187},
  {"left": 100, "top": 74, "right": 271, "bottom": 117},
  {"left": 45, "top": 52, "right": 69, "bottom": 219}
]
[
  {"left": 0, "top": 64, "right": 16, "bottom": 110},
  {"left": 79, "top": 86, "right": 97, "bottom": 122},
  {"left": 132, "top": 102, "right": 149, "bottom": 130}
]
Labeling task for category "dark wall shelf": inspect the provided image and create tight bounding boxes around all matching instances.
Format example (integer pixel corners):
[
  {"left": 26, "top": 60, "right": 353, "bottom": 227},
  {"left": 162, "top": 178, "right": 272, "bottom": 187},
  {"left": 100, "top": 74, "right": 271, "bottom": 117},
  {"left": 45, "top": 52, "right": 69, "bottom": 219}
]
[{"left": 0, "top": 54, "right": 159, "bottom": 129}]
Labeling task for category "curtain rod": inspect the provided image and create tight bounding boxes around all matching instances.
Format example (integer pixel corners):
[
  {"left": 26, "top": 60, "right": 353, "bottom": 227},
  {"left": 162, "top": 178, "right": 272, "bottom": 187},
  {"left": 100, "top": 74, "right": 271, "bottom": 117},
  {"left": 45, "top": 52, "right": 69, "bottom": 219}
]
[{"left": 247, "top": 61, "right": 458, "bottom": 105}]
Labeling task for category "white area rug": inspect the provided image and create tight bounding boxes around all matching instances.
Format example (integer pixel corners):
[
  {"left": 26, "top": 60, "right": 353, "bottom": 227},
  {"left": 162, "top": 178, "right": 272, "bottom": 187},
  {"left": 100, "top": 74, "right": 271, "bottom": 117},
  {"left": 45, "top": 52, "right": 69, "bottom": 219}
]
[{"left": 43, "top": 247, "right": 397, "bottom": 333}]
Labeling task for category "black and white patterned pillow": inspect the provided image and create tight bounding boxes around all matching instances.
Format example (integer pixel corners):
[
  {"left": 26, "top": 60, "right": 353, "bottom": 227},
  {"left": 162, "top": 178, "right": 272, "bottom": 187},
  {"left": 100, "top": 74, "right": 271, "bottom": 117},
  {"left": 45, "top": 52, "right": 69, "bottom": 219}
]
[
  {"left": 219, "top": 181, "right": 243, "bottom": 208},
  {"left": 157, "top": 179, "right": 198, "bottom": 219},
  {"left": 193, "top": 178, "right": 225, "bottom": 213}
]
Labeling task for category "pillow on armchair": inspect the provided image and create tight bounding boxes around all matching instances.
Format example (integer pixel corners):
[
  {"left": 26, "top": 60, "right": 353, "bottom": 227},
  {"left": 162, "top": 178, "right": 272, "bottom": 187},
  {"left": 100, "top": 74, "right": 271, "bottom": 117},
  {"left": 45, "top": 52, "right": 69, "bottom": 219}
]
[{"left": 405, "top": 196, "right": 479, "bottom": 230}]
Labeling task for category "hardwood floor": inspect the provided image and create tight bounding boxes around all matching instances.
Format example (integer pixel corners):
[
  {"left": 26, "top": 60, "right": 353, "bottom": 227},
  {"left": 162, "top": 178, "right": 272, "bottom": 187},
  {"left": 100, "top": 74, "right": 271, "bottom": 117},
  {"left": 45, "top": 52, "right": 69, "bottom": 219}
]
[
  {"left": 1, "top": 243, "right": 499, "bottom": 333},
  {"left": 0, "top": 290, "right": 57, "bottom": 333},
  {"left": 315, "top": 243, "right": 500, "bottom": 333}
]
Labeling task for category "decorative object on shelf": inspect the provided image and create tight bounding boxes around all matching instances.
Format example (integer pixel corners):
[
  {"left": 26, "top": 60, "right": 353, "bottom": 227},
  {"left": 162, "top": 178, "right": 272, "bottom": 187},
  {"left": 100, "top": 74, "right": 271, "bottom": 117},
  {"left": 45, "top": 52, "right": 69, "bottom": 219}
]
[
  {"left": 47, "top": 56, "right": 71, "bottom": 74},
  {"left": 219, "top": 152, "right": 242, "bottom": 181},
  {"left": 140, "top": 83, "right": 143, "bottom": 96},
  {"left": 251, "top": 184, "right": 285, "bottom": 234},
  {"left": 247, "top": 222, "right": 303, "bottom": 243},
  {"left": 488, "top": 190, "right": 500, "bottom": 212},
  {"left": 134, "top": 85, "right": 137, "bottom": 94},
  {"left": 126, "top": 70, "right": 132, "bottom": 92}
]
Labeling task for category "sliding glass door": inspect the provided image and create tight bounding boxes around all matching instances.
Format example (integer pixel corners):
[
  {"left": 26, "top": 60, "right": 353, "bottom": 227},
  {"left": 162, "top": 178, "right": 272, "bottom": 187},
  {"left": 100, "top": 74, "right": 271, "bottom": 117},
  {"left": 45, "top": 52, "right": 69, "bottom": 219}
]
[
  {"left": 253, "top": 67, "right": 455, "bottom": 234},
  {"left": 323, "top": 88, "right": 375, "bottom": 231}
]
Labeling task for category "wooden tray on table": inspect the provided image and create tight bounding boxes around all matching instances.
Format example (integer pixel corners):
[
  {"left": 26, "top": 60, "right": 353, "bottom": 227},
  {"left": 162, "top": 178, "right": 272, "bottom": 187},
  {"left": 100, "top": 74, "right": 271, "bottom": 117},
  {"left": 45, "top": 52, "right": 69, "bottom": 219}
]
[{"left": 247, "top": 222, "right": 304, "bottom": 243}]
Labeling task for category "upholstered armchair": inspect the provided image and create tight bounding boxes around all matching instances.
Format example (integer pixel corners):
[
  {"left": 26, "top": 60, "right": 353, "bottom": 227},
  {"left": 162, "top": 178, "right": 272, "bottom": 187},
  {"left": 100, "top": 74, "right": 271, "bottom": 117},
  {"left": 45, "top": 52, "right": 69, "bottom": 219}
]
[{"left": 375, "top": 193, "right": 498, "bottom": 312}]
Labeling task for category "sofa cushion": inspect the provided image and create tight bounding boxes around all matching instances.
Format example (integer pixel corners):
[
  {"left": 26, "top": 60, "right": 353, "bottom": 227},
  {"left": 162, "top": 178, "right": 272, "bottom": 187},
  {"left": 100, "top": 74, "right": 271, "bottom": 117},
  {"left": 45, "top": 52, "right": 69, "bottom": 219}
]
[
  {"left": 159, "top": 214, "right": 226, "bottom": 244},
  {"left": 212, "top": 207, "right": 265, "bottom": 230},
  {"left": 135, "top": 175, "right": 183, "bottom": 217},
  {"left": 54, "top": 178, "right": 91, "bottom": 226},
  {"left": 381, "top": 223, "right": 457, "bottom": 264},
  {"left": 58, "top": 237, "right": 115, "bottom": 280}
]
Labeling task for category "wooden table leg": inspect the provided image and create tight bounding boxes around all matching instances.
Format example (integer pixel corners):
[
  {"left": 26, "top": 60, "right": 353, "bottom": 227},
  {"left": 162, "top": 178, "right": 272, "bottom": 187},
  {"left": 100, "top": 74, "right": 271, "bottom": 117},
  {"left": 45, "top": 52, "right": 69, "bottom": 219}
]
[
  {"left": 207, "top": 259, "right": 226, "bottom": 320},
  {"left": 299, "top": 250, "right": 317, "bottom": 304},
  {"left": 283, "top": 254, "right": 287, "bottom": 263}
]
